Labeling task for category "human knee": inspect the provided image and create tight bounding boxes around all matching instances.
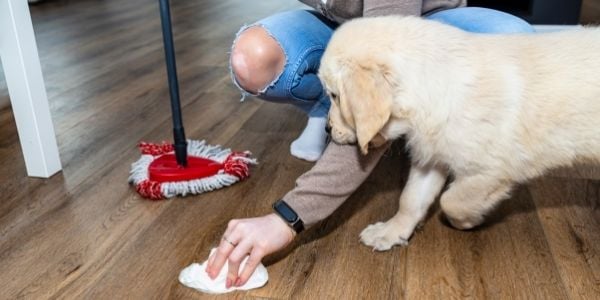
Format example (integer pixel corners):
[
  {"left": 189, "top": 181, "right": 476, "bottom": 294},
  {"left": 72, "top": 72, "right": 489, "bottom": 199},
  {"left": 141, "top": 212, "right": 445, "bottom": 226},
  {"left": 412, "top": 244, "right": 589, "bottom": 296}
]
[
  {"left": 428, "top": 7, "right": 535, "bottom": 34},
  {"left": 498, "top": 19, "right": 535, "bottom": 34},
  {"left": 468, "top": 8, "right": 535, "bottom": 34},
  {"left": 231, "top": 26, "right": 286, "bottom": 94}
]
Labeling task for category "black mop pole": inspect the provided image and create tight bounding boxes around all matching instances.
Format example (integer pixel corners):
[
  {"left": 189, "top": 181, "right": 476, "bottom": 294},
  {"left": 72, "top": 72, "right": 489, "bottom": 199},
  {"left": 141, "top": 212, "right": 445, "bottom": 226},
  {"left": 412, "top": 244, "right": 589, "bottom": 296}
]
[{"left": 158, "top": 0, "right": 187, "bottom": 167}]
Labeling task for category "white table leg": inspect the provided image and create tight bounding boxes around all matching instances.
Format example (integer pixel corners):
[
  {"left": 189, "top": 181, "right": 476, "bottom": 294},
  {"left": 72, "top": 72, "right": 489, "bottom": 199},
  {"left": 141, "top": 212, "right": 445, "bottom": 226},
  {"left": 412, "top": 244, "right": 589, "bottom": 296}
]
[{"left": 0, "top": 0, "right": 61, "bottom": 178}]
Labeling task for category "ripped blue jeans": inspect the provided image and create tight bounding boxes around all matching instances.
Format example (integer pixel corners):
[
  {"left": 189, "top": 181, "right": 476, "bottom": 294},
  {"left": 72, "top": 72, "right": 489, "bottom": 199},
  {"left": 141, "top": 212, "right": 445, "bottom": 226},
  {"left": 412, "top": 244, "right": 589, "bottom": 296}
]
[{"left": 230, "top": 7, "right": 535, "bottom": 118}]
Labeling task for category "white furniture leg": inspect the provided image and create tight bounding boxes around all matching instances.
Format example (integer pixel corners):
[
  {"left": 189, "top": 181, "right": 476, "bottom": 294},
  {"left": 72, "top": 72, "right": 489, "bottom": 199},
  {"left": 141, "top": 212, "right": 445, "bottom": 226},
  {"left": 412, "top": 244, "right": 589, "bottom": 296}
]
[{"left": 0, "top": 0, "right": 61, "bottom": 178}]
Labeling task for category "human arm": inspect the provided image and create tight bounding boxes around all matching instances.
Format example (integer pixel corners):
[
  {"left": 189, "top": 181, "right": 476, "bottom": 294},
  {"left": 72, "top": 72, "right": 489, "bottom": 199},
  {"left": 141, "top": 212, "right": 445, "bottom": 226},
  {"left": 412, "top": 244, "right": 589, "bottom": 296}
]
[
  {"left": 283, "top": 141, "right": 390, "bottom": 228},
  {"left": 205, "top": 142, "right": 389, "bottom": 288}
]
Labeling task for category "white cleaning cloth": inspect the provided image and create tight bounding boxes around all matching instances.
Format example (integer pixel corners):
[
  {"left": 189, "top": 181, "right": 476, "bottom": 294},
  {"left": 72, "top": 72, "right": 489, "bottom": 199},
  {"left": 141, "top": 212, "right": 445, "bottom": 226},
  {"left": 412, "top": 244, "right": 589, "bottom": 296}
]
[{"left": 178, "top": 248, "right": 269, "bottom": 294}]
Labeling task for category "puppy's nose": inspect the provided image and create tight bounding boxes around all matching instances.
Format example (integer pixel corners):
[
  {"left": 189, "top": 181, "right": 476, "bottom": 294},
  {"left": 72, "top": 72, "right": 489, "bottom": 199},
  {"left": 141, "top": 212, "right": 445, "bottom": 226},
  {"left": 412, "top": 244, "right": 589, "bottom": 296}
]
[{"left": 325, "top": 124, "right": 332, "bottom": 134}]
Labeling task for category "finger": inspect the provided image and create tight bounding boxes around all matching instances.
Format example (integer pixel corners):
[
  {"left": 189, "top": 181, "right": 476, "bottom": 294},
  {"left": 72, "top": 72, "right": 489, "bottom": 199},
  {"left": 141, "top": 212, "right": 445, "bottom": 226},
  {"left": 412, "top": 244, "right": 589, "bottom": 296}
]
[
  {"left": 222, "top": 219, "right": 238, "bottom": 240},
  {"left": 206, "top": 220, "right": 240, "bottom": 277},
  {"left": 207, "top": 239, "right": 227, "bottom": 269},
  {"left": 206, "top": 250, "right": 218, "bottom": 275},
  {"left": 236, "top": 246, "right": 265, "bottom": 287},
  {"left": 206, "top": 251, "right": 216, "bottom": 271},
  {"left": 226, "top": 240, "right": 252, "bottom": 289},
  {"left": 207, "top": 234, "right": 240, "bottom": 279}
]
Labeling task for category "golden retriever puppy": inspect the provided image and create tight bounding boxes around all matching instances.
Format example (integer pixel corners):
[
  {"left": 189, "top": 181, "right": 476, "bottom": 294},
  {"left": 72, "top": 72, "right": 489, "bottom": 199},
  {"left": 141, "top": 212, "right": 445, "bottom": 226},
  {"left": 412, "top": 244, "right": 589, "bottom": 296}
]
[{"left": 319, "top": 16, "right": 600, "bottom": 251}]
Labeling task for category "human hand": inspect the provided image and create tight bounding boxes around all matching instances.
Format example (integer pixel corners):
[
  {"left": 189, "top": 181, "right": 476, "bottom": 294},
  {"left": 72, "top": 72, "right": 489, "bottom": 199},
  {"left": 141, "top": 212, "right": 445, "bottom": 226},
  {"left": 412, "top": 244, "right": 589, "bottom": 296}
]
[{"left": 205, "top": 213, "right": 295, "bottom": 288}]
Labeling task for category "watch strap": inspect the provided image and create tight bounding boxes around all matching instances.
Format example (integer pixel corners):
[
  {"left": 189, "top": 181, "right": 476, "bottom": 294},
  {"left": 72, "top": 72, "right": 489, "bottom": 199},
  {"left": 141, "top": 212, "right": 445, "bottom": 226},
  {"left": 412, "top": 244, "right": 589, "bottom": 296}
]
[{"left": 272, "top": 199, "right": 305, "bottom": 233}]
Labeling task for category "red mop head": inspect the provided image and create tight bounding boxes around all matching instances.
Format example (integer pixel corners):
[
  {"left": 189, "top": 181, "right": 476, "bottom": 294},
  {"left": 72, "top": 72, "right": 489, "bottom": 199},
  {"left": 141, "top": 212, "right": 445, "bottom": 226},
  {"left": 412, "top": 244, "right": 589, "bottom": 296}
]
[{"left": 128, "top": 140, "right": 257, "bottom": 200}]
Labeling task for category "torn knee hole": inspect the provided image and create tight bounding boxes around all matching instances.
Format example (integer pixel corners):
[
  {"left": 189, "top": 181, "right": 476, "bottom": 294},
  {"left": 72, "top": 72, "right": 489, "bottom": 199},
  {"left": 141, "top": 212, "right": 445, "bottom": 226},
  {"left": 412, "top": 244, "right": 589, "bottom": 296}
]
[{"left": 230, "top": 25, "right": 286, "bottom": 95}]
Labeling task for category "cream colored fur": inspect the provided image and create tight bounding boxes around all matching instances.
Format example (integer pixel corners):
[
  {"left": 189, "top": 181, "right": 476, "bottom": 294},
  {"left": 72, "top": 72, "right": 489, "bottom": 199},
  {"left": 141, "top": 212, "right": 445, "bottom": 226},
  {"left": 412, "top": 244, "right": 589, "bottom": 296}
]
[{"left": 319, "top": 16, "right": 600, "bottom": 251}]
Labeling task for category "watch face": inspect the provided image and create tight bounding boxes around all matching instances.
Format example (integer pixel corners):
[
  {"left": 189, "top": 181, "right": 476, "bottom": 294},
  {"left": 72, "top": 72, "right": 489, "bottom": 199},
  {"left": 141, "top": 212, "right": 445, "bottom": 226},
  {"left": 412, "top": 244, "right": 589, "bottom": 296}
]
[{"left": 276, "top": 201, "right": 297, "bottom": 223}]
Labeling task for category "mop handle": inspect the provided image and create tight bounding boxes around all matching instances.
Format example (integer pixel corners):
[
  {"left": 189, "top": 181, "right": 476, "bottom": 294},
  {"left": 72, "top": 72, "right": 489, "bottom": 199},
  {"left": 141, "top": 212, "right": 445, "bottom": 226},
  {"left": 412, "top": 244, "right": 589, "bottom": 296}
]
[{"left": 159, "top": 0, "right": 188, "bottom": 167}]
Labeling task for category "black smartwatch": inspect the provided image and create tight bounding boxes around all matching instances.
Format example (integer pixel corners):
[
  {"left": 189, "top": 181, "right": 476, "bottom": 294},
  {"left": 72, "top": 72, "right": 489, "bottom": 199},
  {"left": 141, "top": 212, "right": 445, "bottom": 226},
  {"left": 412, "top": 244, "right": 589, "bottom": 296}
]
[{"left": 272, "top": 199, "right": 304, "bottom": 234}]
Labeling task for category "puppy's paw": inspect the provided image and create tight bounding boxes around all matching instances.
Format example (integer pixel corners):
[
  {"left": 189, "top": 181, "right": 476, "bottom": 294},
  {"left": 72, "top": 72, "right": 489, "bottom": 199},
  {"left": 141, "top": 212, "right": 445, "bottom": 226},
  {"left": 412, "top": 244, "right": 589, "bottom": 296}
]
[{"left": 360, "top": 222, "right": 408, "bottom": 251}]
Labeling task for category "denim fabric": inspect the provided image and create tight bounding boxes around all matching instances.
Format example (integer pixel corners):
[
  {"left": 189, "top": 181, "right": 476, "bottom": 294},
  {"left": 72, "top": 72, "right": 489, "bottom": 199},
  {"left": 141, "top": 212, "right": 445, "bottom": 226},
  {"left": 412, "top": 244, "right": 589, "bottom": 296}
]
[
  {"left": 427, "top": 7, "right": 536, "bottom": 34},
  {"left": 231, "top": 7, "right": 534, "bottom": 118}
]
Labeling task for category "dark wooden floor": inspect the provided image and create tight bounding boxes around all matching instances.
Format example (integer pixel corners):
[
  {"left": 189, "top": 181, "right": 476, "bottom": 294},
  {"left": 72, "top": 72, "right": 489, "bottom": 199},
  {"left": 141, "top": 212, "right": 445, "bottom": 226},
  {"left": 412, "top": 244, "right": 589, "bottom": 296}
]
[
  {"left": 1, "top": 0, "right": 600, "bottom": 299},
  {"left": 582, "top": 0, "right": 600, "bottom": 24}
]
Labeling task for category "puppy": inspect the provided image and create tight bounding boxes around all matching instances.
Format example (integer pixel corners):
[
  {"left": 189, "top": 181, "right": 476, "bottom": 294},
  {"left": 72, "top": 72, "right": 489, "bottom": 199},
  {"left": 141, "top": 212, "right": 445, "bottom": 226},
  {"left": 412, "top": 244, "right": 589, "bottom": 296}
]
[{"left": 319, "top": 16, "right": 600, "bottom": 251}]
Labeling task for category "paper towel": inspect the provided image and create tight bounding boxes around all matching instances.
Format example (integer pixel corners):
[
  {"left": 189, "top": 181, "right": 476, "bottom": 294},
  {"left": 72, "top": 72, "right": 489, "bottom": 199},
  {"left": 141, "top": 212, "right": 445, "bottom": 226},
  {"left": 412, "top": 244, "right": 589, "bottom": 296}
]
[{"left": 179, "top": 248, "right": 268, "bottom": 294}]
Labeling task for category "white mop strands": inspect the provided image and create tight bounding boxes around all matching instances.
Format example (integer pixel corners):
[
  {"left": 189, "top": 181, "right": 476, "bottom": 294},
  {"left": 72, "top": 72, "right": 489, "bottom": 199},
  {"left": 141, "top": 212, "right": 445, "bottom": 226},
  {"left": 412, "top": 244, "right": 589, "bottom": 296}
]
[{"left": 129, "top": 140, "right": 257, "bottom": 200}]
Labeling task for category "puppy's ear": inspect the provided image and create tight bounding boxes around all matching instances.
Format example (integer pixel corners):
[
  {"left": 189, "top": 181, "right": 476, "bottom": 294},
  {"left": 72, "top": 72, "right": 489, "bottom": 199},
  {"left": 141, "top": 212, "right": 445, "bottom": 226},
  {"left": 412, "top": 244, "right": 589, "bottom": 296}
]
[{"left": 340, "top": 62, "right": 394, "bottom": 154}]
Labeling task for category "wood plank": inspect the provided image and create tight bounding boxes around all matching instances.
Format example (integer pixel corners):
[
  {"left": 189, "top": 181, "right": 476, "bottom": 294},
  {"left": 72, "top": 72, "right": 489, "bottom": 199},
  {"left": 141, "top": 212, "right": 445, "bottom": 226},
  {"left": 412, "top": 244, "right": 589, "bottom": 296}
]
[
  {"left": 250, "top": 144, "right": 410, "bottom": 299},
  {"left": 51, "top": 103, "right": 307, "bottom": 299},
  {"left": 581, "top": 0, "right": 600, "bottom": 24},
  {"left": 529, "top": 177, "right": 600, "bottom": 299},
  {"left": 400, "top": 184, "right": 568, "bottom": 299}
]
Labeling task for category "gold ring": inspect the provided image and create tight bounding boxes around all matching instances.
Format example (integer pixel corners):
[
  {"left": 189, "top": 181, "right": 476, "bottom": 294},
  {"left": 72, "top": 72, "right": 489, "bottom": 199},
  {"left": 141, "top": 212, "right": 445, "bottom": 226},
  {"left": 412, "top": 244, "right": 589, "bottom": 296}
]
[{"left": 223, "top": 236, "right": 236, "bottom": 247}]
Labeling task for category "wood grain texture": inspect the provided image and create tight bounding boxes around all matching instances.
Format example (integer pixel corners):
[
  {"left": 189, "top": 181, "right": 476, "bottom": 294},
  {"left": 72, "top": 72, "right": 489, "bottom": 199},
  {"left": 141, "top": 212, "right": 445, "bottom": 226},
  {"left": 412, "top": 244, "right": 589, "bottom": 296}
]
[
  {"left": 0, "top": 0, "right": 599, "bottom": 299},
  {"left": 582, "top": 0, "right": 600, "bottom": 24}
]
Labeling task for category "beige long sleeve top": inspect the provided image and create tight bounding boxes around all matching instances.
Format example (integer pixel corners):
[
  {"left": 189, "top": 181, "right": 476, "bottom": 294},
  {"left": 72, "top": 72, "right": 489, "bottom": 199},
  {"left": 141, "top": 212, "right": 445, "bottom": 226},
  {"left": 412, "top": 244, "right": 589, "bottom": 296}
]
[
  {"left": 283, "top": 142, "right": 390, "bottom": 227},
  {"left": 282, "top": 0, "right": 465, "bottom": 228}
]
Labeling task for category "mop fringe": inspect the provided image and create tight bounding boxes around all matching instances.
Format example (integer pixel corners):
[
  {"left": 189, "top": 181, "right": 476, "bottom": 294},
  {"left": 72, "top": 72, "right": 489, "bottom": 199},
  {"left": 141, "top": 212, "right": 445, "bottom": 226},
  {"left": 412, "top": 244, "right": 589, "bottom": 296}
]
[{"left": 129, "top": 140, "right": 257, "bottom": 200}]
